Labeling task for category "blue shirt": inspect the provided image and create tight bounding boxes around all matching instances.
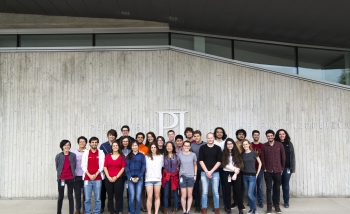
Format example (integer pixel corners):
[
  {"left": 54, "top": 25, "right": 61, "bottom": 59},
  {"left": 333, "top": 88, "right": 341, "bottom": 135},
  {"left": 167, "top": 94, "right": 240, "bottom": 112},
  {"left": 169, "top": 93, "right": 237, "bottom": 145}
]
[
  {"left": 125, "top": 152, "right": 146, "bottom": 179},
  {"left": 100, "top": 141, "right": 111, "bottom": 155}
]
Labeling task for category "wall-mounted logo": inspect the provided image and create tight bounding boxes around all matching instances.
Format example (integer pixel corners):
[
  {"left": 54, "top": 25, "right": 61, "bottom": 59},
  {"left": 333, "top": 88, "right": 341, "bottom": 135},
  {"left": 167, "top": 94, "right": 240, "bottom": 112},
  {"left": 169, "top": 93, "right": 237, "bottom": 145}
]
[{"left": 156, "top": 111, "right": 188, "bottom": 136}]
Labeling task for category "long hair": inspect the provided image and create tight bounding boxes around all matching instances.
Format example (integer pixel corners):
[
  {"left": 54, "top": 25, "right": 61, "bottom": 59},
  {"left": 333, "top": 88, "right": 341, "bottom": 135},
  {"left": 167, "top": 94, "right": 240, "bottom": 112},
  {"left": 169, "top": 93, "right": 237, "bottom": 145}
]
[
  {"left": 156, "top": 136, "right": 166, "bottom": 148},
  {"left": 214, "top": 127, "right": 227, "bottom": 140},
  {"left": 222, "top": 138, "right": 243, "bottom": 169},
  {"left": 164, "top": 141, "right": 176, "bottom": 159},
  {"left": 119, "top": 136, "right": 131, "bottom": 150},
  {"left": 111, "top": 141, "right": 125, "bottom": 158},
  {"left": 275, "top": 129, "right": 291, "bottom": 143},
  {"left": 127, "top": 141, "right": 139, "bottom": 161},
  {"left": 147, "top": 142, "right": 160, "bottom": 160},
  {"left": 145, "top": 131, "right": 156, "bottom": 147}
]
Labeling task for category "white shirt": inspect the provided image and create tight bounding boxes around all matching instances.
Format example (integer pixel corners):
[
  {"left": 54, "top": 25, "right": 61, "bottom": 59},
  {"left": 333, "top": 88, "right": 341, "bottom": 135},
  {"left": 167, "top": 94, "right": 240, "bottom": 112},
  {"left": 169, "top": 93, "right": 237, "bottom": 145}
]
[
  {"left": 214, "top": 140, "right": 225, "bottom": 151},
  {"left": 223, "top": 154, "right": 237, "bottom": 172},
  {"left": 145, "top": 155, "right": 164, "bottom": 182}
]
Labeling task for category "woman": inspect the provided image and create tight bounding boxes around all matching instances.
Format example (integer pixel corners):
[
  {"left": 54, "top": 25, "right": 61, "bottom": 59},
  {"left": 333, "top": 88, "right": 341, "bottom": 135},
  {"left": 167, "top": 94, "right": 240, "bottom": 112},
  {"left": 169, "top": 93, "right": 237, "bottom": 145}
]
[
  {"left": 275, "top": 129, "right": 295, "bottom": 208},
  {"left": 104, "top": 141, "right": 126, "bottom": 214},
  {"left": 145, "top": 142, "right": 164, "bottom": 214},
  {"left": 156, "top": 136, "right": 166, "bottom": 154},
  {"left": 178, "top": 141, "right": 197, "bottom": 214},
  {"left": 146, "top": 132, "right": 157, "bottom": 147},
  {"left": 126, "top": 141, "right": 146, "bottom": 214},
  {"left": 162, "top": 142, "right": 179, "bottom": 214},
  {"left": 242, "top": 140, "right": 261, "bottom": 214},
  {"left": 73, "top": 136, "right": 87, "bottom": 214},
  {"left": 55, "top": 140, "right": 76, "bottom": 214},
  {"left": 221, "top": 138, "right": 244, "bottom": 214},
  {"left": 119, "top": 136, "right": 132, "bottom": 214}
]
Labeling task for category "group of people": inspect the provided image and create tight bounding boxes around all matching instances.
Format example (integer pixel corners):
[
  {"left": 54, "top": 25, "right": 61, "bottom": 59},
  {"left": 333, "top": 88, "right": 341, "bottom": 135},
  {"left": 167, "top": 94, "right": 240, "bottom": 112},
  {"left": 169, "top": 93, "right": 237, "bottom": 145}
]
[{"left": 55, "top": 125, "right": 296, "bottom": 214}]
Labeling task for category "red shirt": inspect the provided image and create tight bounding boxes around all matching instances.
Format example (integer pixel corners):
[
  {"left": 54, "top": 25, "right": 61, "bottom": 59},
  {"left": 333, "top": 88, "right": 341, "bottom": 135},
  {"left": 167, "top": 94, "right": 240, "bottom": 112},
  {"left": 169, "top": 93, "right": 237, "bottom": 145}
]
[
  {"left": 84, "top": 149, "right": 102, "bottom": 180},
  {"left": 104, "top": 154, "right": 126, "bottom": 177},
  {"left": 60, "top": 155, "right": 73, "bottom": 180},
  {"left": 251, "top": 142, "right": 263, "bottom": 169}
]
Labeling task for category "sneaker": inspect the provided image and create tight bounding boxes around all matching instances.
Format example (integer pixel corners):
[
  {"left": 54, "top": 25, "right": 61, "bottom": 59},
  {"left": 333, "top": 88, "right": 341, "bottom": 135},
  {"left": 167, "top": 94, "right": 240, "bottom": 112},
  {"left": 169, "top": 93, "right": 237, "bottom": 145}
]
[
  {"left": 284, "top": 203, "right": 289, "bottom": 208},
  {"left": 226, "top": 210, "right": 231, "bottom": 214},
  {"left": 247, "top": 209, "right": 253, "bottom": 214},
  {"left": 251, "top": 211, "right": 257, "bottom": 214},
  {"left": 258, "top": 203, "right": 263, "bottom": 208},
  {"left": 195, "top": 207, "right": 201, "bottom": 213},
  {"left": 238, "top": 210, "right": 243, "bottom": 214},
  {"left": 266, "top": 205, "right": 272, "bottom": 214},
  {"left": 242, "top": 205, "right": 245, "bottom": 211},
  {"left": 230, "top": 203, "right": 237, "bottom": 209},
  {"left": 275, "top": 206, "right": 282, "bottom": 214}
]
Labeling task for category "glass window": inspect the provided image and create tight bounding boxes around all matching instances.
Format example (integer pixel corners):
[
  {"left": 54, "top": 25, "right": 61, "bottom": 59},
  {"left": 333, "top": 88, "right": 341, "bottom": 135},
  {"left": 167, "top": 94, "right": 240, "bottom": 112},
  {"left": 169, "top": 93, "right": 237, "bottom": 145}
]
[
  {"left": 0, "top": 35, "right": 17, "bottom": 47},
  {"left": 171, "top": 34, "right": 194, "bottom": 50},
  {"left": 298, "top": 48, "right": 350, "bottom": 85},
  {"left": 205, "top": 37, "right": 232, "bottom": 59},
  {"left": 21, "top": 34, "right": 93, "bottom": 47},
  {"left": 234, "top": 41, "right": 296, "bottom": 74},
  {"left": 95, "top": 33, "right": 168, "bottom": 46}
]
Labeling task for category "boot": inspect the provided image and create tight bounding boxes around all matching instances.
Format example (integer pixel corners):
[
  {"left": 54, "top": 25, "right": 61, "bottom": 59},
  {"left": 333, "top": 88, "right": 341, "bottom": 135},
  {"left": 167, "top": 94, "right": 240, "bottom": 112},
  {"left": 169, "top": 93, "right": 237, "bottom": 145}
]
[
  {"left": 201, "top": 208, "right": 207, "bottom": 214},
  {"left": 214, "top": 208, "right": 220, "bottom": 214},
  {"left": 266, "top": 205, "right": 272, "bottom": 214},
  {"left": 172, "top": 208, "right": 178, "bottom": 214}
]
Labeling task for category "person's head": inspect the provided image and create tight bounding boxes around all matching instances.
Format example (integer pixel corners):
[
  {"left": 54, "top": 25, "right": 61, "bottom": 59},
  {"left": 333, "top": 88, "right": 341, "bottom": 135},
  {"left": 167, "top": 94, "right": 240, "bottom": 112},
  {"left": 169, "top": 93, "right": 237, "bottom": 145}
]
[
  {"left": 130, "top": 140, "right": 139, "bottom": 152},
  {"left": 77, "top": 136, "right": 87, "bottom": 149},
  {"left": 242, "top": 139, "right": 252, "bottom": 152},
  {"left": 183, "top": 141, "right": 191, "bottom": 152},
  {"left": 222, "top": 138, "right": 243, "bottom": 168},
  {"left": 235, "top": 129, "right": 247, "bottom": 140},
  {"left": 111, "top": 140, "right": 124, "bottom": 157},
  {"left": 184, "top": 127, "right": 194, "bottom": 139},
  {"left": 146, "top": 132, "right": 156, "bottom": 145},
  {"left": 265, "top": 129, "right": 275, "bottom": 143},
  {"left": 147, "top": 142, "right": 160, "bottom": 160},
  {"left": 60, "top": 140, "right": 71, "bottom": 152},
  {"left": 119, "top": 136, "right": 131, "bottom": 150},
  {"left": 156, "top": 136, "right": 166, "bottom": 148},
  {"left": 167, "top": 130, "right": 175, "bottom": 142},
  {"left": 206, "top": 132, "right": 215, "bottom": 145},
  {"left": 164, "top": 141, "right": 176, "bottom": 156},
  {"left": 252, "top": 130, "right": 260, "bottom": 142},
  {"left": 275, "top": 129, "right": 291, "bottom": 143},
  {"left": 107, "top": 129, "right": 118, "bottom": 142},
  {"left": 175, "top": 135, "right": 184, "bottom": 148},
  {"left": 121, "top": 125, "right": 130, "bottom": 137},
  {"left": 89, "top": 137, "right": 99, "bottom": 150},
  {"left": 135, "top": 132, "right": 145, "bottom": 144},
  {"left": 214, "top": 127, "right": 227, "bottom": 140},
  {"left": 193, "top": 130, "right": 202, "bottom": 143}
]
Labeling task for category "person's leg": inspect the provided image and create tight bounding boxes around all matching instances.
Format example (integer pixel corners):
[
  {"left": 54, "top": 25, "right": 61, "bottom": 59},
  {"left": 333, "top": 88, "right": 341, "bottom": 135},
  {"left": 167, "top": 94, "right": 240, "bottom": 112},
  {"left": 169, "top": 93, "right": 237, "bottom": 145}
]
[
  {"left": 67, "top": 179, "right": 75, "bottom": 214},
  {"left": 281, "top": 168, "right": 291, "bottom": 205},
  {"left": 211, "top": 172, "right": 220, "bottom": 209},
  {"left": 272, "top": 173, "right": 281, "bottom": 206},
  {"left": 246, "top": 176, "right": 256, "bottom": 211},
  {"left": 186, "top": 187, "right": 193, "bottom": 213},
  {"left": 222, "top": 171, "right": 232, "bottom": 212},
  {"left": 264, "top": 172, "right": 273, "bottom": 206},
  {"left": 200, "top": 172, "right": 209, "bottom": 209},
  {"left": 119, "top": 176, "right": 126, "bottom": 214},
  {"left": 180, "top": 188, "right": 187, "bottom": 213},
  {"left": 219, "top": 168, "right": 227, "bottom": 208},
  {"left": 57, "top": 180, "right": 65, "bottom": 214},
  {"left": 105, "top": 179, "right": 115, "bottom": 214},
  {"left": 84, "top": 181, "right": 93, "bottom": 214},
  {"left": 114, "top": 178, "right": 124, "bottom": 214},
  {"left": 128, "top": 180, "right": 136, "bottom": 214},
  {"left": 255, "top": 170, "right": 264, "bottom": 206},
  {"left": 232, "top": 174, "right": 244, "bottom": 212},
  {"left": 163, "top": 181, "right": 170, "bottom": 209},
  {"left": 146, "top": 184, "right": 154, "bottom": 214},
  {"left": 135, "top": 178, "right": 144, "bottom": 214},
  {"left": 73, "top": 176, "right": 83, "bottom": 213},
  {"left": 172, "top": 187, "right": 179, "bottom": 210},
  {"left": 153, "top": 185, "right": 161, "bottom": 214},
  {"left": 101, "top": 179, "right": 107, "bottom": 211},
  {"left": 93, "top": 180, "right": 102, "bottom": 214},
  {"left": 193, "top": 170, "right": 201, "bottom": 209}
]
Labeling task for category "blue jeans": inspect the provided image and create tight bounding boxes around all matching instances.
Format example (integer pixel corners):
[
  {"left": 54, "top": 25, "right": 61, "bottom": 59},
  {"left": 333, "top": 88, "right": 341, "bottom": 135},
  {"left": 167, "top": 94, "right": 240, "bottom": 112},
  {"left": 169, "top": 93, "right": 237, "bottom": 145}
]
[
  {"left": 242, "top": 175, "right": 257, "bottom": 211},
  {"left": 281, "top": 168, "right": 292, "bottom": 204},
  {"left": 84, "top": 180, "right": 102, "bottom": 214},
  {"left": 119, "top": 176, "right": 130, "bottom": 212},
  {"left": 163, "top": 180, "right": 179, "bottom": 209},
  {"left": 201, "top": 172, "right": 220, "bottom": 209},
  {"left": 128, "top": 177, "right": 143, "bottom": 214},
  {"left": 255, "top": 170, "right": 264, "bottom": 205}
]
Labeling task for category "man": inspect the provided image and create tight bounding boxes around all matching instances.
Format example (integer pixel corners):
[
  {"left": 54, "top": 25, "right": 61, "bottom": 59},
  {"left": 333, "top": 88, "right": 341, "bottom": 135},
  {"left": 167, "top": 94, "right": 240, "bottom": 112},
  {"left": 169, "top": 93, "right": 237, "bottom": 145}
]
[
  {"left": 117, "top": 125, "right": 135, "bottom": 143},
  {"left": 251, "top": 130, "right": 264, "bottom": 208},
  {"left": 199, "top": 132, "right": 222, "bottom": 214},
  {"left": 136, "top": 132, "right": 148, "bottom": 155},
  {"left": 167, "top": 130, "right": 176, "bottom": 143},
  {"left": 82, "top": 137, "right": 105, "bottom": 214},
  {"left": 184, "top": 127, "right": 196, "bottom": 143},
  {"left": 73, "top": 136, "right": 87, "bottom": 214},
  {"left": 235, "top": 129, "right": 246, "bottom": 153},
  {"left": 191, "top": 130, "right": 207, "bottom": 213},
  {"left": 99, "top": 129, "right": 118, "bottom": 212},
  {"left": 175, "top": 135, "right": 184, "bottom": 154},
  {"left": 213, "top": 127, "right": 228, "bottom": 210},
  {"left": 261, "top": 129, "right": 286, "bottom": 214}
]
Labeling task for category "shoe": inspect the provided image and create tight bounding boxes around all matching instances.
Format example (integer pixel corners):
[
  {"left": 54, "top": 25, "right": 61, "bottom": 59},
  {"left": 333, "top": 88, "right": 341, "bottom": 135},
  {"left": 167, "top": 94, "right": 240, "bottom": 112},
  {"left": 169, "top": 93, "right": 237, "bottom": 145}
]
[
  {"left": 223, "top": 206, "right": 227, "bottom": 211},
  {"left": 242, "top": 205, "right": 245, "bottom": 211},
  {"left": 230, "top": 203, "right": 236, "bottom": 209},
  {"left": 75, "top": 211, "right": 81, "bottom": 214},
  {"left": 172, "top": 209, "right": 178, "bottom": 214},
  {"left": 226, "top": 210, "right": 231, "bottom": 214},
  {"left": 141, "top": 208, "right": 147, "bottom": 212},
  {"left": 164, "top": 208, "right": 169, "bottom": 214},
  {"left": 266, "top": 205, "right": 272, "bottom": 214},
  {"left": 214, "top": 208, "right": 220, "bottom": 214},
  {"left": 162, "top": 207, "right": 166, "bottom": 214},
  {"left": 275, "top": 205, "right": 282, "bottom": 213},
  {"left": 238, "top": 210, "right": 243, "bottom": 214},
  {"left": 284, "top": 203, "right": 289, "bottom": 208},
  {"left": 195, "top": 207, "right": 201, "bottom": 213},
  {"left": 258, "top": 203, "right": 263, "bottom": 208},
  {"left": 201, "top": 208, "right": 207, "bottom": 214},
  {"left": 251, "top": 211, "right": 257, "bottom": 214},
  {"left": 247, "top": 209, "right": 252, "bottom": 214}
]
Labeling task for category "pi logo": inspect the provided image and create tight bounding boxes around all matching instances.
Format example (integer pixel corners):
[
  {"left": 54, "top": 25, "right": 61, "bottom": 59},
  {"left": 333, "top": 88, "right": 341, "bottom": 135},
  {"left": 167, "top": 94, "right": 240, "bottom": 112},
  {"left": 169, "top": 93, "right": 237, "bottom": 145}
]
[{"left": 156, "top": 111, "right": 188, "bottom": 136}]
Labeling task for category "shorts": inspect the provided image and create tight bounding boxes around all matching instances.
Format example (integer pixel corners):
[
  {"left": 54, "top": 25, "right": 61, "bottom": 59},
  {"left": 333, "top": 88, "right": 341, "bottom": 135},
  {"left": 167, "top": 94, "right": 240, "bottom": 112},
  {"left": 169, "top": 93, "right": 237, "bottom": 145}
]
[
  {"left": 145, "top": 181, "right": 162, "bottom": 186},
  {"left": 179, "top": 175, "right": 194, "bottom": 188}
]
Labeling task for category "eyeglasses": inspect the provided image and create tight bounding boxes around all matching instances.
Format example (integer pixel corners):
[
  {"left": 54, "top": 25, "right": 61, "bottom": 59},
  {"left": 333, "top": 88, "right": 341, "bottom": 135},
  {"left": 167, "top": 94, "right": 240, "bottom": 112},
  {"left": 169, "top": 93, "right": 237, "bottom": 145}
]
[
  {"left": 122, "top": 130, "right": 129, "bottom": 132},
  {"left": 122, "top": 140, "right": 129, "bottom": 142}
]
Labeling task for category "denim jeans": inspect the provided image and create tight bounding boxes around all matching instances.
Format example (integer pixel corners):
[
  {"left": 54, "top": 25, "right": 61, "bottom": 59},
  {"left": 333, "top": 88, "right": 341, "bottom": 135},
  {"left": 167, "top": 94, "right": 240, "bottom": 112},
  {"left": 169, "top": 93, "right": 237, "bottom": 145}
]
[
  {"left": 255, "top": 170, "right": 264, "bottom": 205},
  {"left": 128, "top": 177, "right": 143, "bottom": 214},
  {"left": 57, "top": 179, "right": 74, "bottom": 214},
  {"left": 193, "top": 171, "right": 201, "bottom": 207},
  {"left": 281, "top": 168, "right": 292, "bottom": 204},
  {"left": 201, "top": 171, "right": 220, "bottom": 209},
  {"left": 163, "top": 180, "right": 179, "bottom": 209},
  {"left": 84, "top": 180, "right": 102, "bottom": 214},
  {"left": 242, "top": 175, "right": 257, "bottom": 211},
  {"left": 119, "top": 176, "right": 131, "bottom": 212}
]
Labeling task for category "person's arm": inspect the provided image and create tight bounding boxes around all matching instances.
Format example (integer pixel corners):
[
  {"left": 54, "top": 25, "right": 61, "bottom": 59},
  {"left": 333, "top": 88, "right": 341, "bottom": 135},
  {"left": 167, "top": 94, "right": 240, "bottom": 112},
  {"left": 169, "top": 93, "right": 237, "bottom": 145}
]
[
  {"left": 138, "top": 155, "right": 146, "bottom": 178},
  {"left": 256, "top": 156, "right": 262, "bottom": 177},
  {"left": 193, "top": 161, "right": 197, "bottom": 180},
  {"left": 115, "top": 168, "right": 124, "bottom": 180},
  {"left": 290, "top": 142, "right": 296, "bottom": 173},
  {"left": 125, "top": 158, "right": 131, "bottom": 179},
  {"left": 260, "top": 146, "right": 266, "bottom": 172},
  {"left": 55, "top": 154, "right": 59, "bottom": 171},
  {"left": 98, "top": 150, "right": 105, "bottom": 174},
  {"left": 225, "top": 164, "right": 236, "bottom": 172},
  {"left": 208, "top": 162, "right": 221, "bottom": 175},
  {"left": 81, "top": 151, "right": 88, "bottom": 174},
  {"left": 280, "top": 144, "right": 286, "bottom": 174}
]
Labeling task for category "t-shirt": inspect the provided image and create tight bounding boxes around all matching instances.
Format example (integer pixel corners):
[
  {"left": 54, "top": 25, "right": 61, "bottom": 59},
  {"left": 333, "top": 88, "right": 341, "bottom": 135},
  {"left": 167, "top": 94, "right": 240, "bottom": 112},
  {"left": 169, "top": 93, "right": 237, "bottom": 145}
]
[
  {"left": 214, "top": 140, "right": 225, "bottom": 151},
  {"left": 223, "top": 154, "right": 237, "bottom": 172},
  {"left": 104, "top": 154, "right": 126, "bottom": 177},
  {"left": 191, "top": 141, "right": 207, "bottom": 171},
  {"left": 158, "top": 147, "right": 165, "bottom": 155},
  {"left": 139, "top": 144, "right": 149, "bottom": 156},
  {"left": 145, "top": 155, "right": 164, "bottom": 182},
  {"left": 84, "top": 149, "right": 102, "bottom": 180},
  {"left": 178, "top": 152, "right": 197, "bottom": 177},
  {"left": 251, "top": 142, "right": 263, "bottom": 169},
  {"left": 242, "top": 151, "right": 258, "bottom": 175},
  {"left": 60, "top": 155, "right": 73, "bottom": 180},
  {"left": 72, "top": 149, "right": 85, "bottom": 176},
  {"left": 198, "top": 144, "right": 222, "bottom": 172}
]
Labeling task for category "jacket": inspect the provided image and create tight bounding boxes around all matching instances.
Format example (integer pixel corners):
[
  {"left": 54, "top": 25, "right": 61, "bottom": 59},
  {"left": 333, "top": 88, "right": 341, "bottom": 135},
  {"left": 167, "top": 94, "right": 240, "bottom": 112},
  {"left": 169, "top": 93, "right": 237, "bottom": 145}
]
[
  {"left": 81, "top": 149, "right": 105, "bottom": 180},
  {"left": 162, "top": 169, "right": 179, "bottom": 190},
  {"left": 55, "top": 152, "right": 76, "bottom": 181}
]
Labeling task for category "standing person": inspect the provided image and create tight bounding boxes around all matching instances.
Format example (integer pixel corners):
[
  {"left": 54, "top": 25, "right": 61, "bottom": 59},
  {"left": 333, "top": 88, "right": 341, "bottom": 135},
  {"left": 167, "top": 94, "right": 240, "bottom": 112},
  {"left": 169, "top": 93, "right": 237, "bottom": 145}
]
[
  {"left": 191, "top": 130, "right": 207, "bottom": 213},
  {"left": 56, "top": 140, "right": 76, "bottom": 214},
  {"left": 242, "top": 140, "right": 262, "bottom": 214},
  {"left": 221, "top": 138, "right": 244, "bottom": 214},
  {"left": 119, "top": 136, "right": 132, "bottom": 214},
  {"left": 167, "top": 130, "right": 176, "bottom": 144},
  {"left": 178, "top": 141, "right": 197, "bottom": 214},
  {"left": 100, "top": 129, "right": 118, "bottom": 213},
  {"left": 261, "top": 130, "right": 285, "bottom": 214},
  {"left": 82, "top": 137, "right": 106, "bottom": 214},
  {"left": 175, "top": 135, "right": 184, "bottom": 154},
  {"left": 199, "top": 132, "right": 222, "bottom": 214},
  {"left": 117, "top": 125, "right": 135, "bottom": 143},
  {"left": 104, "top": 141, "right": 126, "bottom": 214},
  {"left": 275, "top": 129, "right": 295, "bottom": 208},
  {"left": 184, "top": 127, "right": 195, "bottom": 143},
  {"left": 145, "top": 142, "right": 164, "bottom": 214},
  {"left": 251, "top": 130, "right": 264, "bottom": 208},
  {"left": 162, "top": 142, "right": 179, "bottom": 214},
  {"left": 156, "top": 136, "right": 166, "bottom": 154},
  {"left": 214, "top": 127, "right": 228, "bottom": 210},
  {"left": 73, "top": 136, "right": 87, "bottom": 214},
  {"left": 136, "top": 132, "right": 148, "bottom": 156},
  {"left": 126, "top": 141, "right": 146, "bottom": 214},
  {"left": 146, "top": 132, "right": 157, "bottom": 147}
]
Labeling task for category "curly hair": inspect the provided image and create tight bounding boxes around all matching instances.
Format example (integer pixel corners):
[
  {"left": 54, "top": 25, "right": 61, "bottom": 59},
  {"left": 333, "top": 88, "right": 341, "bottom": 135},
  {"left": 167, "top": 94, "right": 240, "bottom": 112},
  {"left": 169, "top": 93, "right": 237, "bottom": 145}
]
[
  {"left": 275, "top": 129, "right": 291, "bottom": 143},
  {"left": 222, "top": 138, "right": 243, "bottom": 169}
]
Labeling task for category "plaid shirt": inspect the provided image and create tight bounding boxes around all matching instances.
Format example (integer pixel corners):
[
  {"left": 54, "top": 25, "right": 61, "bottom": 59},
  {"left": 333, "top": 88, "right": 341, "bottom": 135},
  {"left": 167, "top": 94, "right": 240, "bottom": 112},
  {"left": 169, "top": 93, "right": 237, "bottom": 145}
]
[
  {"left": 125, "top": 152, "right": 146, "bottom": 179},
  {"left": 261, "top": 141, "right": 286, "bottom": 173}
]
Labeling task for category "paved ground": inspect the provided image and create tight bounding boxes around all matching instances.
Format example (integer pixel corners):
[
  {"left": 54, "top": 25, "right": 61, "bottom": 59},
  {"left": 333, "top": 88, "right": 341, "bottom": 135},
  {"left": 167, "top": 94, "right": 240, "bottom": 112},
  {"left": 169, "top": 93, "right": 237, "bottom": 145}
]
[{"left": 0, "top": 198, "right": 350, "bottom": 214}]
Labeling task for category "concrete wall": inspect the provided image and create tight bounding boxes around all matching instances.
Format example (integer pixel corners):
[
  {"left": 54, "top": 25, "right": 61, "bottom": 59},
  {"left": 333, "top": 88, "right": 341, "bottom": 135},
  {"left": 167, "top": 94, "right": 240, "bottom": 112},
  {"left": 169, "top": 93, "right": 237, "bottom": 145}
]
[{"left": 1, "top": 49, "right": 350, "bottom": 198}]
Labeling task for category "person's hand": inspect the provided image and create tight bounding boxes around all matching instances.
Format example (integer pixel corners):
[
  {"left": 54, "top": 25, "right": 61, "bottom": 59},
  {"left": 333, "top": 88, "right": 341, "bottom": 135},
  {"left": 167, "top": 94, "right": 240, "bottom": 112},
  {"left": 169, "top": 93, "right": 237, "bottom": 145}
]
[
  {"left": 89, "top": 173, "right": 96, "bottom": 181},
  {"left": 234, "top": 168, "right": 240, "bottom": 174},
  {"left": 108, "top": 176, "right": 114, "bottom": 183}
]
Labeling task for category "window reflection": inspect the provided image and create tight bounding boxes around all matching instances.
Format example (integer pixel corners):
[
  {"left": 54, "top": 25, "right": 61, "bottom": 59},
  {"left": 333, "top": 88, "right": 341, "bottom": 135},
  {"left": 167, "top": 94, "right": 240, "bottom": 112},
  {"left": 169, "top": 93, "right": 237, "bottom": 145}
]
[
  {"left": 21, "top": 34, "right": 92, "bottom": 47},
  {"left": 96, "top": 33, "right": 168, "bottom": 46},
  {"left": 0, "top": 35, "right": 17, "bottom": 47}
]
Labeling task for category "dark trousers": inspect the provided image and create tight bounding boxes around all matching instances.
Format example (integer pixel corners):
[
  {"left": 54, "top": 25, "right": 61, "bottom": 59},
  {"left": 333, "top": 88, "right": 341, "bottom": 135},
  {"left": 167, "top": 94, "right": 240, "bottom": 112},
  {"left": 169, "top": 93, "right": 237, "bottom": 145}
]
[
  {"left": 105, "top": 178, "right": 124, "bottom": 214},
  {"left": 222, "top": 171, "right": 244, "bottom": 211},
  {"left": 193, "top": 170, "right": 201, "bottom": 207},
  {"left": 73, "top": 176, "right": 84, "bottom": 212},
  {"left": 264, "top": 172, "right": 281, "bottom": 206},
  {"left": 57, "top": 179, "right": 74, "bottom": 214},
  {"left": 219, "top": 168, "right": 226, "bottom": 207},
  {"left": 101, "top": 179, "right": 107, "bottom": 210}
]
